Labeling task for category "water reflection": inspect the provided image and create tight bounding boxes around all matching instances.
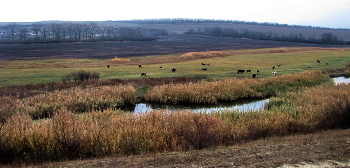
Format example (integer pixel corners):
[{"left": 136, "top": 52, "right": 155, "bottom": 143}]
[
  {"left": 333, "top": 76, "right": 350, "bottom": 85},
  {"left": 127, "top": 98, "right": 270, "bottom": 113}
]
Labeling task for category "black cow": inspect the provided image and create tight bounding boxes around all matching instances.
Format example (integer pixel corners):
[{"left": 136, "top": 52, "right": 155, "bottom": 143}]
[
  {"left": 107, "top": 65, "right": 110, "bottom": 68},
  {"left": 201, "top": 68, "right": 208, "bottom": 71},
  {"left": 272, "top": 66, "right": 275, "bottom": 70},
  {"left": 237, "top": 70, "right": 245, "bottom": 74},
  {"left": 159, "top": 66, "right": 163, "bottom": 69},
  {"left": 138, "top": 64, "right": 142, "bottom": 68},
  {"left": 252, "top": 74, "right": 257, "bottom": 78},
  {"left": 317, "top": 60, "right": 320, "bottom": 63},
  {"left": 257, "top": 69, "right": 260, "bottom": 74},
  {"left": 201, "top": 63, "right": 206, "bottom": 65},
  {"left": 246, "top": 69, "right": 251, "bottom": 73},
  {"left": 172, "top": 68, "right": 176, "bottom": 72},
  {"left": 141, "top": 72, "right": 147, "bottom": 77}
]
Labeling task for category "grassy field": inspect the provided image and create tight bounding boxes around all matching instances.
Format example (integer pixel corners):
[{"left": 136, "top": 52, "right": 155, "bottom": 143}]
[
  {"left": 1, "top": 46, "right": 350, "bottom": 166},
  {"left": 1, "top": 47, "right": 349, "bottom": 87}
]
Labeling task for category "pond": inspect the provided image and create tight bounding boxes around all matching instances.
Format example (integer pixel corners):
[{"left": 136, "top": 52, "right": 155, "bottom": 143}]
[{"left": 124, "top": 76, "right": 350, "bottom": 113}]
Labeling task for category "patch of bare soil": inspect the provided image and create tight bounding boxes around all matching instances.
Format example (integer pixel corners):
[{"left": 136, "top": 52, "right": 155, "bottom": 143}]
[
  {"left": 1, "top": 34, "right": 346, "bottom": 60},
  {"left": 29, "top": 129, "right": 350, "bottom": 168}
]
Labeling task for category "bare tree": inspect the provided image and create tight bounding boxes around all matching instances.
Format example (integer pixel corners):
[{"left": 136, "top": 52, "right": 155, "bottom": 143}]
[
  {"left": 88, "top": 22, "right": 98, "bottom": 40},
  {"left": 321, "top": 32, "right": 338, "bottom": 44},
  {"left": 4, "top": 23, "right": 17, "bottom": 40},
  {"left": 31, "top": 23, "right": 42, "bottom": 41},
  {"left": 18, "top": 28, "right": 29, "bottom": 41},
  {"left": 51, "top": 23, "right": 63, "bottom": 41},
  {"left": 40, "top": 25, "right": 49, "bottom": 40}
]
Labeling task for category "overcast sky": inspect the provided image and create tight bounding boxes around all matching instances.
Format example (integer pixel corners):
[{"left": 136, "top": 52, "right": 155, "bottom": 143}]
[{"left": 1, "top": 0, "right": 350, "bottom": 29}]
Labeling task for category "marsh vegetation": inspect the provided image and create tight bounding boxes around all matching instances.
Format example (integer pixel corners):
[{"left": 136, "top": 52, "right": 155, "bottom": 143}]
[{"left": 0, "top": 77, "right": 349, "bottom": 165}]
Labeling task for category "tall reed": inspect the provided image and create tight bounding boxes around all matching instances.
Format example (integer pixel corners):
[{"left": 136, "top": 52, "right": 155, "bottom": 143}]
[
  {"left": 145, "top": 70, "right": 331, "bottom": 104},
  {"left": 266, "top": 83, "right": 350, "bottom": 129},
  {"left": 0, "top": 85, "right": 136, "bottom": 120},
  {"left": 1, "top": 71, "right": 348, "bottom": 165},
  {"left": 1, "top": 82, "right": 349, "bottom": 165}
]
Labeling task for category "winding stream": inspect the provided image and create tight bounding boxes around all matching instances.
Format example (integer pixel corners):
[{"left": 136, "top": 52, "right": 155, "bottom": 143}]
[
  {"left": 126, "top": 77, "right": 350, "bottom": 113},
  {"left": 333, "top": 76, "right": 350, "bottom": 85}
]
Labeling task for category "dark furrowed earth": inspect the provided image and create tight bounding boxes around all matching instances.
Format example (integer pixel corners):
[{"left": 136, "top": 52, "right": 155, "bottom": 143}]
[{"left": 0, "top": 34, "right": 340, "bottom": 60}]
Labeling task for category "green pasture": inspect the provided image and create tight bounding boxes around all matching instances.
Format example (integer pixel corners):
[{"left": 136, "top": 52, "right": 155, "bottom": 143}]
[{"left": 0, "top": 47, "right": 349, "bottom": 87}]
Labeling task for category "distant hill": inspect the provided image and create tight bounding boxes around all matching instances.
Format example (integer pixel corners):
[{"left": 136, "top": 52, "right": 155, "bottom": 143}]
[
  {"left": 117, "top": 19, "right": 350, "bottom": 42},
  {"left": 0, "top": 19, "right": 350, "bottom": 44}
]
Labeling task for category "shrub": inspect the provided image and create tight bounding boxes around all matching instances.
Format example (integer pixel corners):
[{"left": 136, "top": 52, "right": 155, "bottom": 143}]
[
  {"left": 110, "top": 57, "right": 130, "bottom": 62},
  {"left": 269, "top": 49, "right": 288, "bottom": 53},
  {"left": 180, "top": 51, "right": 229, "bottom": 59},
  {"left": 344, "top": 70, "right": 350, "bottom": 77},
  {"left": 172, "top": 113, "right": 222, "bottom": 150},
  {"left": 62, "top": 70, "right": 100, "bottom": 82}
]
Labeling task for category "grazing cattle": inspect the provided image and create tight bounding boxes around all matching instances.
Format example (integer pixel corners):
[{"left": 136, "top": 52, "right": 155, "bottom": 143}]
[
  {"left": 141, "top": 72, "right": 147, "bottom": 77},
  {"left": 326, "top": 62, "right": 328, "bottom": 65},
  {"left": 257, "top": 69, "right": 260, "bottom": 74},
  {"left": 237, "top": 70, "right": 245, "bottom": 74},
  {"left": 201, "top": 68, "right": 208, "bottom": 71},
  {"left": 278, "top": 64, "right": 281, "bottom": 67},
  {"left": 172, "top": 67, "right": 176, "bottom": 72},
  {"left": 252, "top": 74, "right": 257, "bottom": 78},
  {"left": 272, "top": 72, "right": 277, "bottom": 76},
  {"left": 107, "top": 65, "right": 110, "bottom": 68},
  {"left": 317, "top": 60, "right": 320, "bottom": 63},
  {"left": 246, "top": 69, "right": 251, "bottom": 73},
  {"left": 138, "top": 64, "right": 142, "bottom": 68},
  {"left": 206, "top": 64, "right": 210, "bottom": 66},
  {"left": 160, "top": 66, "right": 163, "bottom": 69},
  {"left": 201, "top": 63, "right": 206, "bottom": 65},
  {"left": 272, "top": 66, "right": 275, "bottom": 70}
]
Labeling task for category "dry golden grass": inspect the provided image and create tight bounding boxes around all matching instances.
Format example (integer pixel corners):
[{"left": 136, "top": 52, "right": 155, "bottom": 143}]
[
  {"left": 110, "top": 57, "right": 131, "bottom": 62},
  {"left": 0, "top": 85, "right": 136, "bottom": 120},
  {"left": 180, "top": 51, "right": 230, "bottom": 59},
  {"left": 0, "top": 70, "right": 348, "bottom": 165},
  {"left": 269, "top": 83, "right": 350, "bottom": 129},
  {"left": 1, "top": 82, "right": 350, "bottom": 164},
  {"left": 145, "top": 70, "right": 331, "bottom": 104}
]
